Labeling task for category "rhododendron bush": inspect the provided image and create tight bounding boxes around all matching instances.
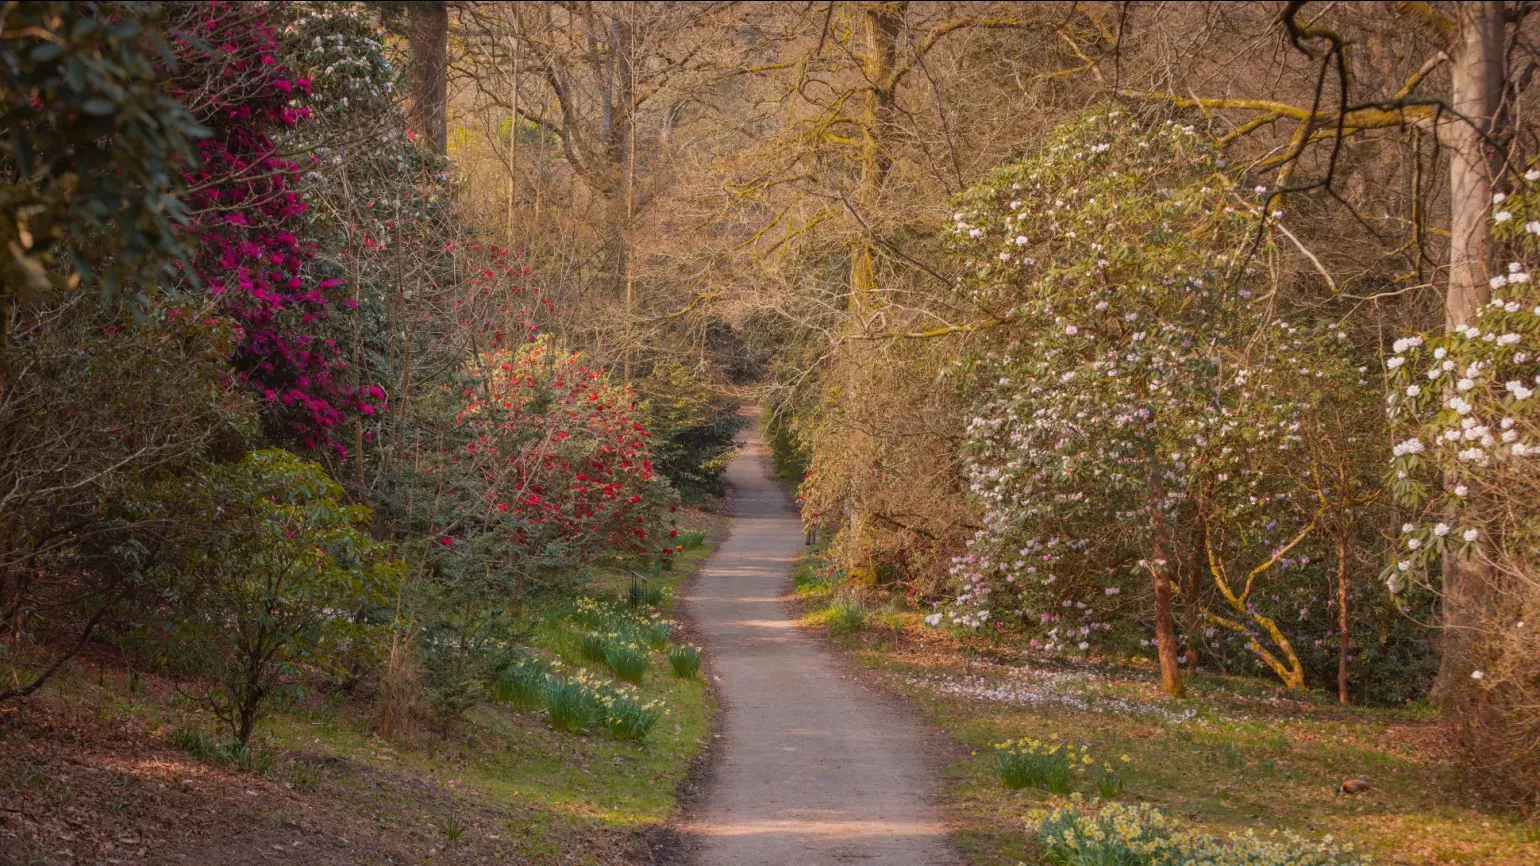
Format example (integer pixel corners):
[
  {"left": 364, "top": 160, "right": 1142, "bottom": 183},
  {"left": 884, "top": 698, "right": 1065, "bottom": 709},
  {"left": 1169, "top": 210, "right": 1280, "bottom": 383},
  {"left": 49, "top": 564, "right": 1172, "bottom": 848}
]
[
  {"left": 930, "top": 111, "right": 1398, "bottom": 697},
  {"left": 165, "top": 1, "right": 382, "bottom": 451},
  {"left": 1385, "top": 164, "right": 1540, "bottom": 794},
  {"left": 455, "top": 336, "right": 679, "bottom": 570}
]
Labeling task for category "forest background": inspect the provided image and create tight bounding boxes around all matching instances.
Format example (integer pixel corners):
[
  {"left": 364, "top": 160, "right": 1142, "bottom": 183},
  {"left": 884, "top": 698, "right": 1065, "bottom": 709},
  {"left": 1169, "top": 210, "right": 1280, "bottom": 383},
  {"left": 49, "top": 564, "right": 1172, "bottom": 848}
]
[{"left": 4, "top": 0, "right": 1540, "bottom": 838}]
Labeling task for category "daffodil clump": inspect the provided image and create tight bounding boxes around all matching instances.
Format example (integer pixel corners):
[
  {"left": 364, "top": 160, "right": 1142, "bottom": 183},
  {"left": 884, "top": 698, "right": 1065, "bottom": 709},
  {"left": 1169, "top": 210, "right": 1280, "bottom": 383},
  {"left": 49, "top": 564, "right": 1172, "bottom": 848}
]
[
  {"left": 578, "top": 630, "right": 610, "bottom": 662},
  {"left": 995, "top": 736, "right": 1126, "bottom": 795},
  {"left": 668, "top": 643, "right": 703, "bottom": 678},
  {"left": 493, "top": 656, "right": 557, "bottom": 710},
  {"left": 507, "top": 594, "right": 691, "bottom": 739},
  {"left": 534, "top": 666, "right": 666, "bottom": 740},
  {"left": 603, "top": 637, "right": 649, "bottom": 684},
  {"left": 571, "top": 596, "right": 621, "bottom": 631},
  {"left": 1028, "top": 798, "right": 1365, "bottom": 866}
]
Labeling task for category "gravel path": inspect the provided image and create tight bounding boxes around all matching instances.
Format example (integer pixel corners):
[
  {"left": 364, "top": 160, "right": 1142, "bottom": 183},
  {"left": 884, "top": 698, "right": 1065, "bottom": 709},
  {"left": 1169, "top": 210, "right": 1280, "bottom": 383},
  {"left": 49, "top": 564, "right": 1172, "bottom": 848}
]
[{"left": 680, "top": 420, "right": 959, "bottom": 865}]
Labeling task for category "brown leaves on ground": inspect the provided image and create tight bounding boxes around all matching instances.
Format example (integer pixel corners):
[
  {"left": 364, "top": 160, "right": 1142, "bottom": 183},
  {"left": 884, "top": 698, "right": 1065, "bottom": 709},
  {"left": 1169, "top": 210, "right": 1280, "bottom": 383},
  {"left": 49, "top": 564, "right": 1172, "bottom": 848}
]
[{"left": 0, "top": 677, "right": 647, "bottom": 865}]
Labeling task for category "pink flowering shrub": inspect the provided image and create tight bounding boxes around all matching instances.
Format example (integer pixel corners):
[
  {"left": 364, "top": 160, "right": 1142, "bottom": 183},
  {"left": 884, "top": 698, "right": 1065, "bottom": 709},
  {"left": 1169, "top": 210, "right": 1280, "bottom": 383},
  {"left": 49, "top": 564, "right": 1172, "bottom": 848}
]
[{"left": 166, "top": 1, "right": 382, "bottom": 451}]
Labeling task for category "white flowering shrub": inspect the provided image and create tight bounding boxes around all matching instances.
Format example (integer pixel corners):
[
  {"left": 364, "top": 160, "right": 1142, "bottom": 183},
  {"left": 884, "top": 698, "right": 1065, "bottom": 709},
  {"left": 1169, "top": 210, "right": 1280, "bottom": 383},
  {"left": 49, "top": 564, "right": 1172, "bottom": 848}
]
[
  {"left": 932, "top": 111, "right": 1386, "bottom": 691},
  {"left": 936, "top": 112, "right": 1242, "bottom": 652},
  {"left": 1385, "top": 166, "right": 1540, "bottom": 799}
]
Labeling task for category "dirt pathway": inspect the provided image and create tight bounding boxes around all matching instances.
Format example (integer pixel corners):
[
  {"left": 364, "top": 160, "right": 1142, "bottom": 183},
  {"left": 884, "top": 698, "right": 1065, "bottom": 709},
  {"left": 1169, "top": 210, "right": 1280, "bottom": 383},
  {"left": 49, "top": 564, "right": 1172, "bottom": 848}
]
[{"left": 680, "top": 420, "right": 958, "bottom": 865}]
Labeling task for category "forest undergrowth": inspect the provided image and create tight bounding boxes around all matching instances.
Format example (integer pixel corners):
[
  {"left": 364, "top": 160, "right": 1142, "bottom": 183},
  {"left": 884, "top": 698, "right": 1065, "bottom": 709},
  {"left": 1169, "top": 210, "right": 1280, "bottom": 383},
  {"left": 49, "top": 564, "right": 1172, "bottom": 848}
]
[{"left": 0, "top": 511, "right": 725, "bottom": 866}]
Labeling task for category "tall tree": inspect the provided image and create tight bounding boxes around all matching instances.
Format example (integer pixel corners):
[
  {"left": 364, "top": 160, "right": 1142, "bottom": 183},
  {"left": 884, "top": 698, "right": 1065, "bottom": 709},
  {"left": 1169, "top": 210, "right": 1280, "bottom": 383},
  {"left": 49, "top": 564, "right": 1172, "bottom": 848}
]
[
  {"left": 1436, "top": 0, "right": 1507, "bottom": 701},
  {"left": 409, "top": 0, "right": 449, "bottom": 155}
]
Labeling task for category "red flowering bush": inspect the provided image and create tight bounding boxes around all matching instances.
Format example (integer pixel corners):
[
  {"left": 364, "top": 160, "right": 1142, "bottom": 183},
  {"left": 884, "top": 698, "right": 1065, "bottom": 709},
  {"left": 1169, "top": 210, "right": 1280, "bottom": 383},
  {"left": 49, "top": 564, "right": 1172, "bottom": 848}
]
[
  {"left": 456, "top": 335, "right": 678, "bottom": 566},
  {"left": 166, "top": 1, "right": 381, "bottom": 452}
]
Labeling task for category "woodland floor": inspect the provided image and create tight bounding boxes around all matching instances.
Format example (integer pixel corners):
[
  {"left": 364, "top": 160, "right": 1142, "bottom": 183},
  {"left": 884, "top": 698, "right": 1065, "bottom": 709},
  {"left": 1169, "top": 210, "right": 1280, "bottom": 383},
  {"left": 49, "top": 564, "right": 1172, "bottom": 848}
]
[
  {"left": 0, "top": 509, "right": 727, "bottom": 866},
  {"left": 10, "top": 443, "right": 1540, "bottom": 866},
  {"left": 794, "top": 565, "right": 1540, "bottom": 866}
]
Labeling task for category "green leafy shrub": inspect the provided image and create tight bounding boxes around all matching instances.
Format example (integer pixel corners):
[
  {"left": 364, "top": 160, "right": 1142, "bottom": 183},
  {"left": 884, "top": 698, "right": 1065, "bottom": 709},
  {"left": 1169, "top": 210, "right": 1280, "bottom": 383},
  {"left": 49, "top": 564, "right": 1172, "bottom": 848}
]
[
  {"left": 1029, "top": 799, "right": 1364, "bottom": 866},
  {"left": 152, "top": 449, "right": 401, "bottom": 743},
  {"left": 643, "top": 584, "right": 666, "bottom": 606},
  {"left": 604, "top": 640, "right": 649, "bottom": 684},
  {"left": 1, "top": 299, "right": 251, "bottom": 704},
  {"left": 677, "top": 530, "right": 707, "bottom": 551},
  {"left": 668, "top": 644, "right": 702, "bottom": 678}
]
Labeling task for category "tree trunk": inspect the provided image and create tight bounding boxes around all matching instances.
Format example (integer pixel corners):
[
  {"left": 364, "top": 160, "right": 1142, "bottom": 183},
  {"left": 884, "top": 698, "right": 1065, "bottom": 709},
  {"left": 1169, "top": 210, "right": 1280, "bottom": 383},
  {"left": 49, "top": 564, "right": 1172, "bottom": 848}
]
[
  {"left": 1337, "top": 530, "right": 1352, "bottom": 705},
  {"left": 507, "top": 28, "right": 520, "bottom": 250},
  {"left": 841, "top": 3, "right": 904, "bottom": 585},
  {"left": 1184, "top": 508, "right": 1207, "bottom": 675},
  {"left": 409, "top": 0, "right": 449, "bottom": 156},
  {"left": 849, "top": 2, "right": 903, "bottom": 319},
  {"left": 1436, "top": 0, "right": 1505, "bottom": 703},
  {"left": 1146, "top": 466, "right": 1185, "bottom": 697}
]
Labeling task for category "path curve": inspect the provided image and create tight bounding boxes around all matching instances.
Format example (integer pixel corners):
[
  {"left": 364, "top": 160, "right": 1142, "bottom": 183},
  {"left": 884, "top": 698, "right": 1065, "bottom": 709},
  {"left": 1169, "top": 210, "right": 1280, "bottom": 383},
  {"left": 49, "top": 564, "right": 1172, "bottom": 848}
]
[{"left": 681, "top": 419, "right": 958, "bottom": 866}]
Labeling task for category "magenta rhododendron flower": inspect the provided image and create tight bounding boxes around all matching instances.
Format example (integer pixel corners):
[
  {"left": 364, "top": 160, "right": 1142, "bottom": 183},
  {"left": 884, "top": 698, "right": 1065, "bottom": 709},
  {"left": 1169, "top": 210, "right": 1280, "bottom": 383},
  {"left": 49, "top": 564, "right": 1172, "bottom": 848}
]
[{"left": 172, "top": 1, "right": 382, "bottom": 453}]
